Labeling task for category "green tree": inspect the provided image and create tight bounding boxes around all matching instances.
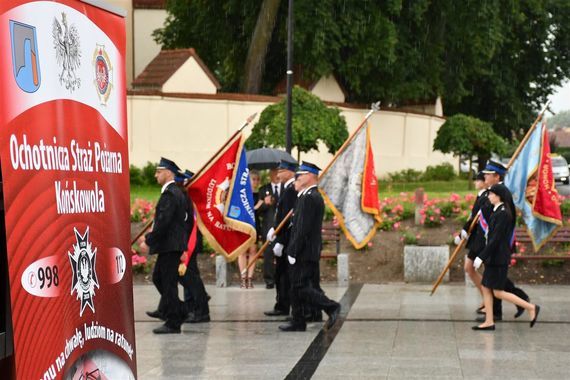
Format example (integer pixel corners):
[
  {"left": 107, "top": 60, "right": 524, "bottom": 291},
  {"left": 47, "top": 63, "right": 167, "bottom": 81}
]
[
  {"left": 445, "top": 1, "right": 570, "bottom": 139},
  {"left": 433, "top": 114, "right": 508, "bottom": 187},
  {"left": 245, "top": 86, "right": 348, "bottom": 160},
  {"left": 155, "top": 1, "right": 570, "bottom": 141}
]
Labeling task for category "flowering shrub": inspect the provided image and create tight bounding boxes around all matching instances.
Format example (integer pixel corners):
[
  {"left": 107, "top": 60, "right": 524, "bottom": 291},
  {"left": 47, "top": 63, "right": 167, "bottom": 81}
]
[
  {"left": 419, "top": 200, "right": 445, "bottom": 227},
  {"left": 132, "top": 250, "right": 151, "bottom": 275},
  {"left": 131, "top": 198, "right": 155, "bottom": 222}
]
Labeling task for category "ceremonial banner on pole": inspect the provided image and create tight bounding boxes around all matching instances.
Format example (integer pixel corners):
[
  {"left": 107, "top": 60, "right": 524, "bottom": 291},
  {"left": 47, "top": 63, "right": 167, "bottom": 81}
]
[
  {"left": 320, "top": 122, "right": 380, "bottom": 249},
  {"left": 188, "top": 133, "right": 257, "bottom": 260},
  {"left": 0, "top": 1, "right": 136, "bottom": 379},
  {"left": 504, "top": 121, "right": 562, "bottom": 251}
]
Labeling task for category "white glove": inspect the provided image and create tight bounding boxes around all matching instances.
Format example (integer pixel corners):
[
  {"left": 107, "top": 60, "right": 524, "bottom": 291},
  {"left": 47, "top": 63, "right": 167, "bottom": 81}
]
[
  {"left": 473, "top": 257, "right": 483, "bottom": 269},
  {"left": 453, "top": 236, "right": 461, "bottom": 246},
  {"left": 273, "top": 243, "right": 284, "bottom": 257},
  {"left": 461, "top": 229, "right": 469, "bottom": 239},
  {"left": 287, "top": 255, "right": 296, "bottom": 265},
  {"left": 266, "top": 227, "right": 276, "bottom": 242}
]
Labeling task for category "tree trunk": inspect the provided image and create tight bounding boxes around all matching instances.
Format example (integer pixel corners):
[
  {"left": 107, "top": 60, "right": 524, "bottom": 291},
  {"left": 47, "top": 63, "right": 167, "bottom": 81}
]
[
  {"left": 467, "top": 157, "right": 473, "bottom": 190},
  {"left": 242, "top": 0, "right": 281, "bottom": 94}
]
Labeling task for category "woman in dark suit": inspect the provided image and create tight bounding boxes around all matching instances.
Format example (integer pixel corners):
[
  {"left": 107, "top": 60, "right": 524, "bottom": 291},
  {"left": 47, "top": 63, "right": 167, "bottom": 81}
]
[{"left": 472, "top": 184, "right": 540, "bottom": 331}]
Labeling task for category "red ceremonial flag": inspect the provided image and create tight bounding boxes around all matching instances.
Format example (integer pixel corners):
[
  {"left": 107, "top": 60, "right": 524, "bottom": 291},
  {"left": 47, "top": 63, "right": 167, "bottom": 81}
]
[
  {"left": 533, "top": 125, "right": 562, "bottom": 223},
  {"left": 188, "top": 133, "right": 256, "bottom": 260},
  {"left": 361, "top": 126, "right": 380, "bottom": 215}
]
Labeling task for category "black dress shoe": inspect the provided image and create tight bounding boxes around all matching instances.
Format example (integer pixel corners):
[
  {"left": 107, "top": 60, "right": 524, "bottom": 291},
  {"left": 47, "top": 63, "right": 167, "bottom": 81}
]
[
  {"left": 265, "top": 283, "right": 275, "bottom": 289},
  {"left": 325, "top": 304, "right": 341, "bottom": 330},
  {"left": 186, "top": 314, "right": 210, "bottom": 323},
  {"left": 530, "top": 305, "right": 540, "bottom": 328},
  {"left": 264, "top": 309, "right": 288, "bottom": 316},
  {"left": 476, "top": 307, "right": 486, "bottom": 315},
  {"left": 306, "top": 314, "right": 323, "bottom": 322},
  {"left": 471, "top": 325, "right": 495, "bottom": 331},
  {"left": 475, "top": 315, "right": 502, "bottom": 322},
  {"left": 514, "top": 306, "right": 525, "bottom": 319},
  {"left": 279, "top": 322, "right": 306, "bottom": 332},
  {"left": 153, "top": 325, "right": 181, "bottom": 334},
  {"left": 146, "top": 310, "right": 165, "bottom": 320}
]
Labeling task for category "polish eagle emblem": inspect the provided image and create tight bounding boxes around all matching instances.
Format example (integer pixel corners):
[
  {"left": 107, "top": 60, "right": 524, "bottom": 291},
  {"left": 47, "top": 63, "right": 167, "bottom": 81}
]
[{"left": 52, "top": 12, "right": 81, "bottom": 91}]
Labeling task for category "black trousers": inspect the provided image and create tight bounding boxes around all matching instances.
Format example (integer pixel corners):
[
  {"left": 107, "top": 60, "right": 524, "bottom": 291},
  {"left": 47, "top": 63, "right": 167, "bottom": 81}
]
[
  {"left": 289, "top": 261, "right": 338, "bottom": 326},
  {"left": 180, "top": 251, "right": 209, "bottom": 317},
  {"left": 152, "top": 251, "right": 185, "bottom": 329},
  {"left": 263, "top": 240, "right": 275, "bottom": 285},
  {"left": 273, "top": 255, "right": 290, "bottom": 313}
]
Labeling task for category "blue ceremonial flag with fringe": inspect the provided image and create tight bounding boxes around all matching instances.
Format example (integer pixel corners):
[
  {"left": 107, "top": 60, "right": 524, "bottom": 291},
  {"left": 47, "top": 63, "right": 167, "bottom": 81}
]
[{"left": 504, "top": 122, "right": 562, "bottom": 251}]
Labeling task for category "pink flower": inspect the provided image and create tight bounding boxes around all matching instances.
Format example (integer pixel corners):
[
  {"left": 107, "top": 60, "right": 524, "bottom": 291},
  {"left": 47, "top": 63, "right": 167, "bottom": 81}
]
[
  {"left": 367, "top": 242, "right": 373, "bottom": 247},
  {"left": 510, "top": 258, "right": 517, "bottom": 266},
  {"left": 430, "top": 216, "right": 434, "bottom": 221},
  {"left": 393, "top": 222, "right": 401, "bottom": 230}
]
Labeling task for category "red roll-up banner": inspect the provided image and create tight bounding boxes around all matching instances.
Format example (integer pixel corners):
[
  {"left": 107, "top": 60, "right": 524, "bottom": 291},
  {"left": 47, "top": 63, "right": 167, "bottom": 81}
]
[{"left": 0, "top": 1, "right": 136, "bottom": 379}]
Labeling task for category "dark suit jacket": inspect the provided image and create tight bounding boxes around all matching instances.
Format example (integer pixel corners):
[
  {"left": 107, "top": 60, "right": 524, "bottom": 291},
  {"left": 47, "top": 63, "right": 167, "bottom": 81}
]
[
  {"left": 145, "top": 182, "right": 190, "bottom": 254},
  {"left": 464, "top": 190, "right": 487, "bottom": 253},
  {"left": 274, "top": 180, "right": 297, "bottom": 248},
  {"left": 478, "top": 183, "right": 517, "bottom": 253},
  {"left": 287, "top": 186, "right": 324, "bottom": 262},
  {"left": 257, "top": 182, "right": 282, "bottom": 237},
  {"left": 478, "top": 204, "right": 513, "bottom": 266}
]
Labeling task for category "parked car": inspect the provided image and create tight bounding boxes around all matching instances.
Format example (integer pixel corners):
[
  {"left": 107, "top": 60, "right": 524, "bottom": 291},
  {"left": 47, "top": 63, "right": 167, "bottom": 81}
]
[{"left": 551, "top": 155, "right": 570, "bottom": 185}]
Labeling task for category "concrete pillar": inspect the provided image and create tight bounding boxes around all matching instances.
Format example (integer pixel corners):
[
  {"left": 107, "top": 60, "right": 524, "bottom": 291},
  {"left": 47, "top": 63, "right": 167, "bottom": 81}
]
[
  {"left": 337, "top": 253, "right": 349, "bottom": 287},
  {"left": 404, "top": 245, "right": 449, "bottom": 283},
  {"left": 215, "top": 255, "right": 227, "bottom": 288}
]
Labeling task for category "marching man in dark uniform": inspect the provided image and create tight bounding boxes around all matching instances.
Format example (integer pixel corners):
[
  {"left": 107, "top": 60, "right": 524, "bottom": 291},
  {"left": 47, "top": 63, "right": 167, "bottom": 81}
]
[
  {"left": 265, "top": 160, "right": 298, "bottom": 316},
  {"left": 472, "top": 183, "right": 540, "bottom": 330},
  {"left": 279, "top": 162, "right": 341, "bottom": 332},
  {"left": 143, "top": 157, "right": 190, "bottom": 334}
]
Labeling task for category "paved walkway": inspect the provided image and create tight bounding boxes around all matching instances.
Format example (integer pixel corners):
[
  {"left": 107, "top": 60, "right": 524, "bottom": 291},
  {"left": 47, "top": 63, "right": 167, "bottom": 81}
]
[{"left": 134, "top": 283, "right": 570, "bottom": 379}]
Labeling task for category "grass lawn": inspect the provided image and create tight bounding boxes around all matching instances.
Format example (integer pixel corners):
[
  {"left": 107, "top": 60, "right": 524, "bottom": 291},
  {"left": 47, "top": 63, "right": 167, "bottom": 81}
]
[
  {"left": 131, "top": 179, "right": 475, "bottom": 204},
  {"left": 378, "top": 179, "right": 474, "bottom": 199},
  {"left": 130, "top": 184, "right": 160, "bottom": 203}
]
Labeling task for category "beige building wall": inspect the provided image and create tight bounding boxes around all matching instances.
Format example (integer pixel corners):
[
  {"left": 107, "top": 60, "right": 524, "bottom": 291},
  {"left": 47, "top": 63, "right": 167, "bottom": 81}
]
[
  {"left": 162, "top": 57, "right": 218, "bottom": 94},
  {"left": 133, "top": 8, "right": 168, "bottom": 77},
  {"left": 127, "top": 95, "right": 453, "bottom": 177},
  {"left": 310, "top": 76, "right": 346, "bottom": 103}
]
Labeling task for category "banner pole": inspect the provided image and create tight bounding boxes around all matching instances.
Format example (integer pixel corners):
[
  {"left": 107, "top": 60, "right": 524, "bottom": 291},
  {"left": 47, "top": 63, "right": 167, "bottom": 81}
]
[
  {"left": 506, "top": 100, "right": 551, "bottom": 169},
  {"left": 242, "top": 210, "right": 293, "bottom": 275},
  {"left": 130, "top": 113, "right": 257, "bottom": 246}
]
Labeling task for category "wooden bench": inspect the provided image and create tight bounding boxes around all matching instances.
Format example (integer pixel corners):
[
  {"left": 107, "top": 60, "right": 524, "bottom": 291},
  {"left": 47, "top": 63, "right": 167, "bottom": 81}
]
[
  {"left": 320, "top": 221, "right": 341, "bottom": 259},
  {"left": 513, "top": 226, "right": 570, "bottom": 260}
]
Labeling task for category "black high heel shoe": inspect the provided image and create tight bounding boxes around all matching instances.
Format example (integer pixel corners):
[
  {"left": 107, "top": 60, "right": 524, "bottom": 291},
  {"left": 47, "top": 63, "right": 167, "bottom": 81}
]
[{"left": 530, "top": 305, "right": 540, "bottom": 328}]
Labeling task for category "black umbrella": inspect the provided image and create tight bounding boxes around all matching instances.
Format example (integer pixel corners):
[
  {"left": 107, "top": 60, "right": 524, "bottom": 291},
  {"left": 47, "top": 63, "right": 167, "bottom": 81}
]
[{"left": 246, "top": 148, "right": 297, "bottom": 170}]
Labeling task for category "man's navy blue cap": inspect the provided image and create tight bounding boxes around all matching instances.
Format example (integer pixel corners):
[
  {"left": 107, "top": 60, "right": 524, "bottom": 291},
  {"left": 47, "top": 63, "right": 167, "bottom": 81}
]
[
  {"left": 157, "top": 157, "right": 181, "bottom": 174},
  {"left": 175, "top": 169, "right": 194, "bottom": 183},
  {"left": 278, "top": 160, "right": 297, "bottom": 172},
  {"left": 296, "top": 161, "right": 320, "bottom": 176},
  {"left": 482, "top": 160, "right": 507, "bottom": 175}
]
